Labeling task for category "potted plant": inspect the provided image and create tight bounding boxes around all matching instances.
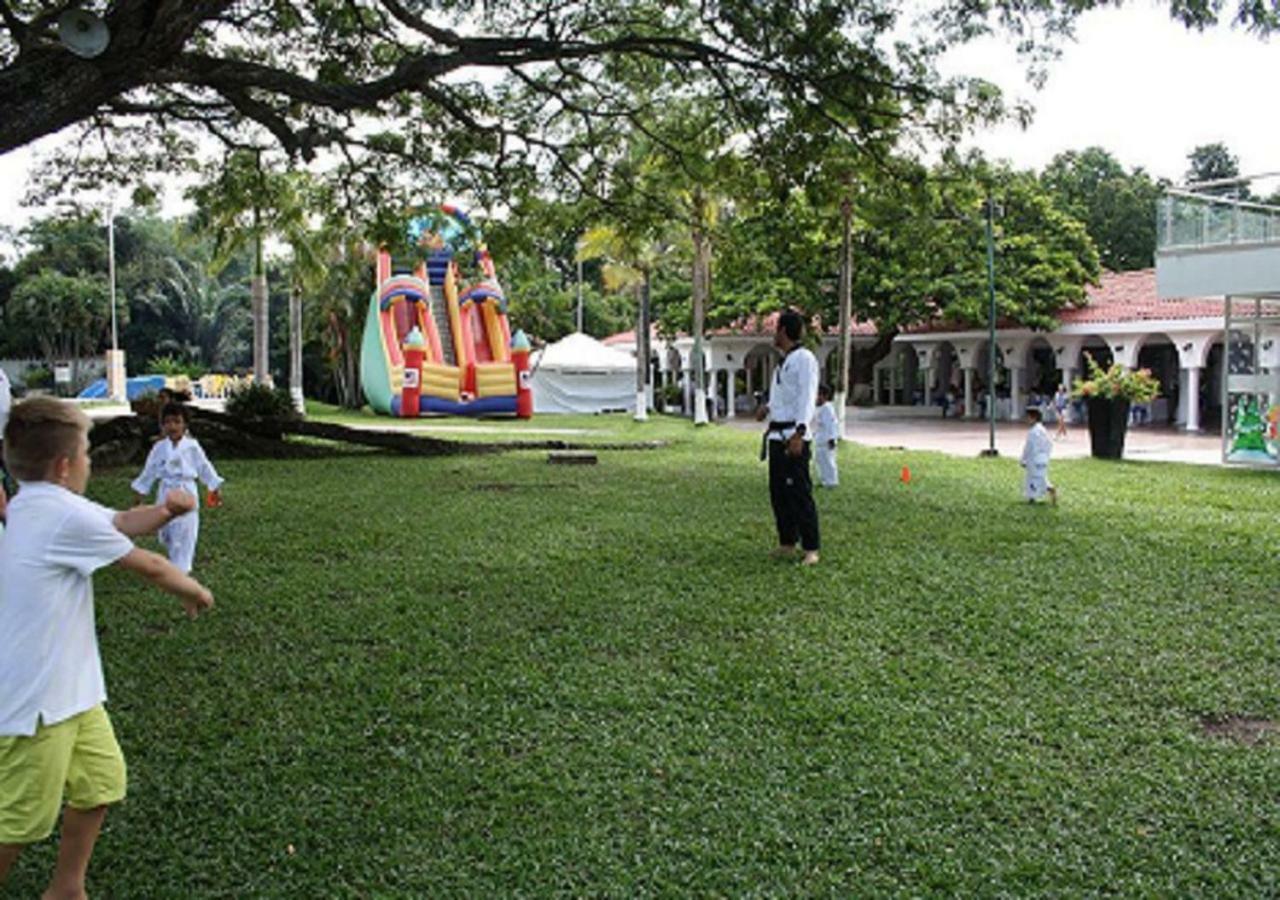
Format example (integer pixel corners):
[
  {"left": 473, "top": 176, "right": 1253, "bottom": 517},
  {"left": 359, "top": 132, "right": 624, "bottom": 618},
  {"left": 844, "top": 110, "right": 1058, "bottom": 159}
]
[{"left": 1071, "top": 354, "right": 1160, "bottom": 459}]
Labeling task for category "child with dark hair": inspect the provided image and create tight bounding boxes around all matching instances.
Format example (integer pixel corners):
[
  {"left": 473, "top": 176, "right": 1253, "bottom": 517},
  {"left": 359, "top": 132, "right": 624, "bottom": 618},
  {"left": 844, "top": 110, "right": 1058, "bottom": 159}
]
[
  {"left": 1020, "top": 407, "right": 1057, "bottom": 505},
  {"left": 812, "top": 384, "right": 840, "bottom": 487},
  {"left": 131, "top": 403, "right": 224, "bottom": 573}
]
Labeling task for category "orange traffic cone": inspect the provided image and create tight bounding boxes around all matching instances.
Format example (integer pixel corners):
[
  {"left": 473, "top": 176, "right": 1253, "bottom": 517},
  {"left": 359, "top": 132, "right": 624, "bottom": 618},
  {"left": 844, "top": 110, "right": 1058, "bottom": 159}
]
[{"left": 900, "top": 465, "right": 912, "bottom": 485}]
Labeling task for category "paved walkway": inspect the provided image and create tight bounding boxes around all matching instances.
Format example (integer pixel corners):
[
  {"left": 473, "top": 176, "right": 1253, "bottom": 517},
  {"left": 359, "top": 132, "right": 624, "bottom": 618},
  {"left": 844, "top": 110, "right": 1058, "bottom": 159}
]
[{"left": 730, "top": 410, "right": 1224, "bottom": 466}]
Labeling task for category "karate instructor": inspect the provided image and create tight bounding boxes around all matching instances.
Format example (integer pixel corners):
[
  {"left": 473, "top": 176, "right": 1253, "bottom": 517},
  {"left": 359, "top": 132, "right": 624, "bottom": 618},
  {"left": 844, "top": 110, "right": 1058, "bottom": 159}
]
[{"left": 755, "top": 309, "right": 820, "bottom": 565}]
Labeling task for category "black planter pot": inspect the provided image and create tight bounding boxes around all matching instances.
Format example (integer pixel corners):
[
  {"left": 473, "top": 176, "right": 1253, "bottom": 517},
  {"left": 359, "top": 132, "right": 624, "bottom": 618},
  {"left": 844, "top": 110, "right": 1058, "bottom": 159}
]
[{"left": 1086, "top": 397, "right": 1130, "bottom": 459}]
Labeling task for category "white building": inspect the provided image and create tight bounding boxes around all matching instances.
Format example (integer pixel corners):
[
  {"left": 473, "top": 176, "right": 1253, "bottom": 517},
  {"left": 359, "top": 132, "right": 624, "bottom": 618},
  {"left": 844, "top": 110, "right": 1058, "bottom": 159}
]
[{"left": 604, "top": 268, "right": 1267, "bottom": 433}]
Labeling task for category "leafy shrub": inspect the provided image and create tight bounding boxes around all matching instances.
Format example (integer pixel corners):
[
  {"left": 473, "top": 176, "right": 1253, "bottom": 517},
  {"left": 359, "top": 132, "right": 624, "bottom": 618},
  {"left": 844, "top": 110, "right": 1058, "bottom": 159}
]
[
  {"left": 1071, "top": 352, "right": 1160, "bottom": 403},
  {"left": 224, "top": 382, "right": 300, "bottom": 422},
  {"left": 23, "top": 365, "right": 52, "bottom": 389},
  {"left": 147, "top": 354, "right": 207, "bottom": 378}
]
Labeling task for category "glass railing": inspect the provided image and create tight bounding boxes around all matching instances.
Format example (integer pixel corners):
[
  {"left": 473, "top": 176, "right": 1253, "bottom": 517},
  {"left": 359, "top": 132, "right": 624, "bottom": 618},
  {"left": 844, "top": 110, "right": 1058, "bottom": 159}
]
[{"left": 1157, "top": 191, "right": 1280, "bottom": 251}]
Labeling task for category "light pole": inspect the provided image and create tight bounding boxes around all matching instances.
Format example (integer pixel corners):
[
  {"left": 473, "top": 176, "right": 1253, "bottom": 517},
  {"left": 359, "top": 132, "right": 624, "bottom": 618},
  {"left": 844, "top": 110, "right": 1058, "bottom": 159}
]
[
  {"left": 980, "top": 193, "right": 1001, "bottom": 457},
  {"left": 576, "top": 242, "right": 584, "bottom": 334},
  {"left": 835, "top": 186, "right": 854, "bottom": 432}
]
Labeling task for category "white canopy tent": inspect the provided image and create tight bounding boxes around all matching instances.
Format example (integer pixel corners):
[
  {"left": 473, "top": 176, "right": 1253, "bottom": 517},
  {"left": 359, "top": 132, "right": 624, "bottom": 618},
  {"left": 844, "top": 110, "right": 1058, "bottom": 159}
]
[{"left": 530, "top": 332, "right": 636, "bottom": 414}]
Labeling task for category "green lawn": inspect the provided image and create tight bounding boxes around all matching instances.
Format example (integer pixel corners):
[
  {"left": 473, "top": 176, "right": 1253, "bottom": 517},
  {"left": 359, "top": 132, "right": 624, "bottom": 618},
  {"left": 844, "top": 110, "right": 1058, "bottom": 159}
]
[
  {"left": 10, "top": 417, "right": 1280, "bottom": 896},
  {"left": 304, "top": 401, "right": 694, "bottom": 445}
]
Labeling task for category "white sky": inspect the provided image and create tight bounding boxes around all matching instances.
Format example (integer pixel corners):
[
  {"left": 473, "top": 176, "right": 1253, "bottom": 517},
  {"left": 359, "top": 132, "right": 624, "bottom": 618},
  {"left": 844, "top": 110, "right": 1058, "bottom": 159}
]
[
  {"left": 943, "top": 3, "right": 1279, "bottom": 180},
  {"left": 0, "top": 2, "right": 1276, "bottom": 256}
]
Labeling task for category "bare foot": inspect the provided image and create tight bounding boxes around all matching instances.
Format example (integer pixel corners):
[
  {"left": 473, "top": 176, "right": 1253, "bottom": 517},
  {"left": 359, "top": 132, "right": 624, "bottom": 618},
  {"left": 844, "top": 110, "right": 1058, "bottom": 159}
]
[
  {"left": 769, "top": 546, "right": 798, "bottom": 560},
  {"left": 1049, "top": 486, "right": 1058, "bottom": 507},
  {"left": 42, "top": 887, "right": 88, "bottom": 900},
  {"left": 801, "top": 551, "right": 820, "bottom": 566}
]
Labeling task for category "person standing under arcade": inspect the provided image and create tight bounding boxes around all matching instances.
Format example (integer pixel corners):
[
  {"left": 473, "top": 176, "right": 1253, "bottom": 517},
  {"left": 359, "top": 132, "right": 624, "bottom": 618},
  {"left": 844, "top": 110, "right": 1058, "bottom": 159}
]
[{"left": 755, "top": 309, "right": 821, "bottom": 565}]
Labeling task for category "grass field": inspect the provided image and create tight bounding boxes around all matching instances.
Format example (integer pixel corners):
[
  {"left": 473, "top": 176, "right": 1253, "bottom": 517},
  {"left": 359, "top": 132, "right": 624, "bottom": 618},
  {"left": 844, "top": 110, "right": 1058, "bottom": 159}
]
[
  {"left": 303, "top": 401, "right": 694, "bottom": 445},
  {"left": 9, "top": 416, "right": 1280, "bottom": 896}
]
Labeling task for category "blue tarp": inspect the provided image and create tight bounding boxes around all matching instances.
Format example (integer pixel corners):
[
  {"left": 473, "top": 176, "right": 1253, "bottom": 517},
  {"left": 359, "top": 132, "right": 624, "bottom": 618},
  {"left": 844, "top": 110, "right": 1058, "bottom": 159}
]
[{"left": 77, "top": 375, "right": 166, "bottom": 400}]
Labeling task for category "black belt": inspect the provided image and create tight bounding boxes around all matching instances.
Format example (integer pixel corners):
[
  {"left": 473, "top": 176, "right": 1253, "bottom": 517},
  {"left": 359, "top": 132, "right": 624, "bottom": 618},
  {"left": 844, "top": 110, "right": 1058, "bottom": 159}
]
[{"left": 761, "top": 421, "right": 796, "bottom": 460}]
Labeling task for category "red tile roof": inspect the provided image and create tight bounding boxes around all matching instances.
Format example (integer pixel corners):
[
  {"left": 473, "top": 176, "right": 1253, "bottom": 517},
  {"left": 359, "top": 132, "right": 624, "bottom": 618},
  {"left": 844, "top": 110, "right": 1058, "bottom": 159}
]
[
  {"left": 707, "top": 310, "right": 879, "bottom": 338},
  {"left": 601, "top": 325, "right": 659, "bottom": 347},
  {"left": 603, "top": 312, "right": 875, "bottom": 344},
  {"left": 1059, "top": 269, "right": 1222, "bottom": 324},
  {"left": 600, "top": 269, "right": 1226, "bottom": 344}
]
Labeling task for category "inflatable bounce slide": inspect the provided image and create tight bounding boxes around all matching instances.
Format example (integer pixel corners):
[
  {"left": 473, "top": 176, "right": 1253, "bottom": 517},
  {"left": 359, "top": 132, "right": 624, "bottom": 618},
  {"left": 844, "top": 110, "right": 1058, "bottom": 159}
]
[{"left": 360, "top": 205, "right": 533, "bottom": 418}]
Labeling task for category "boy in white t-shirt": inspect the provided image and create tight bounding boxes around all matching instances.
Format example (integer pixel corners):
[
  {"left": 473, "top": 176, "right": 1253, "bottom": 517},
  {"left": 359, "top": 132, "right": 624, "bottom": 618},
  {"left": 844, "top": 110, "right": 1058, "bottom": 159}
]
[
  {"left": 0, "top": 365, "right": 11, "bottom": 514},
  {"left": 812, "top": 383, "right": 840, "bottom": 487},
  {"left": 0, "top": 398, "right": 214, "bottom": 896}
]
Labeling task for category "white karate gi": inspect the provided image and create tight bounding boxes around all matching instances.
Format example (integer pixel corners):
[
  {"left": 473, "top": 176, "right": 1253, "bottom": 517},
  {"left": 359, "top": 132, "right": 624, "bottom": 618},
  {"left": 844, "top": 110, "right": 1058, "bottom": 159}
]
[
  {"left": 0, "top": 367, "right": 11, "bottom": 437},
  {"left": 812, "top": 401, "right": 840, "bottom": 487},
  {"left": 1020, "top": 421, "right": 1053, "bottom": 500},
  {"left": 131, "top": 435, "right": 224, "bottom": 573}
]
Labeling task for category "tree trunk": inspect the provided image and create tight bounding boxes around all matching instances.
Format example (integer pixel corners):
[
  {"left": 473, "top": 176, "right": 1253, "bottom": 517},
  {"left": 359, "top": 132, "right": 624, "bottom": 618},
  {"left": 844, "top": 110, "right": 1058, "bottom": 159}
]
[
  {"left": 289, "top": 282, "right": 305, "bottom": 413},
  {"left": 634, "top": 276, "right": 649, "bottom": 421},
  {"left": 691, "top": 193, "right": 710, "bottom": 426},
  {"left": 342, "top": 324, "right": 362, "bottom": 409},
  {"left": 251, "top": 270, "right": 269, "bottom": 384},
  {"left": 0, "top": 3, "right": 229, "bottom": 155}
]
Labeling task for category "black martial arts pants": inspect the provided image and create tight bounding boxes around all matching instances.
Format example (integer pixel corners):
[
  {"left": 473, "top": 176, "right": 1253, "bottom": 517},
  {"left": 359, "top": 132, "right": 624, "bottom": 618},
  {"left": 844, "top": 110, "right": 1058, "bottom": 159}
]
[{"left": 768, "top": 439, "right": 820, "bottom": 551}]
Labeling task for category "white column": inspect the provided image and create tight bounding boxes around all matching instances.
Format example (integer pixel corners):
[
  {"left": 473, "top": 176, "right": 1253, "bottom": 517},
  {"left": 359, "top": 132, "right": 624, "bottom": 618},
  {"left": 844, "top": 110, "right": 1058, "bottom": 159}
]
[
  {"left": 708, "top": 369, "right": 720, "bottom": 418},
  {"left": 1009, "top": 367, "right": 1024, "bottom": 420},
  {"left": 963, "top": 367, "right": 976, "bottom": 419},
  {"left": 106, "top": 349, "right": 126, "bottom": 404},
  {"left": 1176, "top": 368, "right": 1189, "bottom": 427},
  {"left": 1185, "top": 366, "right": 1202, "bottom": 432},
  {"left": 683, "top": 366, "right": 693, "bottom": 415},
  {"left": 919, "top": 366, "right": 932, "bottom": 406},
  {"left": 745, "top": 365, "right": 754, "bottom": 404},
  {"left": 727, "top": 369, "right": 737, "bottom": 419}
]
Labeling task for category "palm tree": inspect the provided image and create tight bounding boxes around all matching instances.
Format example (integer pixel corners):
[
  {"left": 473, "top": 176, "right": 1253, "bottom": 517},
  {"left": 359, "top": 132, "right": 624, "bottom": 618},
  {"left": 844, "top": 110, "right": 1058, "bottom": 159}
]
[
  {"left": 142, "top": 256, "right": 250, "bottom": 371},
  {"left": 305, "top": 234, "right": 370, "bottom": 409},
  {"left": 192, "top": 152, "right": 331, "bottom": 409},
  {"left": 577, "top": 225, "right": 673, "bottom": 422},
  {"left": 687, "top": 185, "right": 721, "bottom": 426}
]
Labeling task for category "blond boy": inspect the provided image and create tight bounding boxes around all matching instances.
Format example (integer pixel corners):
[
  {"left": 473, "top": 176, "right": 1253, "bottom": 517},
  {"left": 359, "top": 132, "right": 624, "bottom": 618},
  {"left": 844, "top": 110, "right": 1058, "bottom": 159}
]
[{"left": 0, "top": 398, "right": 214, "bottom": 897}]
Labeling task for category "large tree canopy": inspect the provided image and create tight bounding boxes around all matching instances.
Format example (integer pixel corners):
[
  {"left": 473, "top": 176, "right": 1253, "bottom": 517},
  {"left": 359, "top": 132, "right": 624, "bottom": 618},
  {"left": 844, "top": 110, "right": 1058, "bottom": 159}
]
[
  {"left": 1040, "top": 147, "right": 1163, "bottom": 272},
  {"left": 7, "top": 0, "right": 1249, "bottom": 207}
]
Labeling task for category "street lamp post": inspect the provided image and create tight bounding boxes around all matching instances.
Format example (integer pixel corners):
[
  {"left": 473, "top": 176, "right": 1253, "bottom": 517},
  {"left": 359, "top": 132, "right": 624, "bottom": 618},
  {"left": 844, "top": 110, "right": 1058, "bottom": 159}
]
[
  {"left": 981, "top": 194, "right": 1001, "bottom": 458},
  {"left": 576, "top": 250, "right": 584, "bottom": 334},
  {"left": 835, "top": 188, "right": 853, "bottom": 432}
]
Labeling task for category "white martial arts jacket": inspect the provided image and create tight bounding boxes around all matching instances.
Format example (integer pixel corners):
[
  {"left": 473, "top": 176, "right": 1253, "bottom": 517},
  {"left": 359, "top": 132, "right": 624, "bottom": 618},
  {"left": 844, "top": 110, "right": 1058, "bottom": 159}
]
[
  {"left": 132, "top": 435, "right": 224, "bottom": 500},
  {"left": 767, "top": 346, "right": 819, "bottom": 442}
]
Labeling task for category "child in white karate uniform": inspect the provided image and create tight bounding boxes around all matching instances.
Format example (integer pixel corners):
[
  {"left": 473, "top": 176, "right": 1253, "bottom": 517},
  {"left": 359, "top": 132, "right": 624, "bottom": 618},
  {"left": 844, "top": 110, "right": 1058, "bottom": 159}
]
[
  {"left": 132, "top": 403, "right": 224, "bottom": 573},
  {"left": 812, "top": 384, "right": 840, "bottom": 488},
  {"left": 1020, "top": 407, "right": 1057, "bottom": 505}
]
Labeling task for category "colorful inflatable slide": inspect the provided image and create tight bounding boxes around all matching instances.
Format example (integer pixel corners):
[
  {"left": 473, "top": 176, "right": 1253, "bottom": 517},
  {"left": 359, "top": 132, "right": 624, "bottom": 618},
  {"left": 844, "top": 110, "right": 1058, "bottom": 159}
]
[{"left": 360, "top": 205, "right": 532, "bottom": 418}]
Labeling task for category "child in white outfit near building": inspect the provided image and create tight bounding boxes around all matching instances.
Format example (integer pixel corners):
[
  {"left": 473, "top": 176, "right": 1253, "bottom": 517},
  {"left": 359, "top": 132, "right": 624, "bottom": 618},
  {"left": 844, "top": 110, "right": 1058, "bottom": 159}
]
[
  {"left": 132, "top": 403, "right": 224, "bottom": 573},
  {"left": 812, "top": 384, "right": 840, "bottom": 488},
  {"left": 1020, "top": 407, "right": 1057, "bottom": 505}
]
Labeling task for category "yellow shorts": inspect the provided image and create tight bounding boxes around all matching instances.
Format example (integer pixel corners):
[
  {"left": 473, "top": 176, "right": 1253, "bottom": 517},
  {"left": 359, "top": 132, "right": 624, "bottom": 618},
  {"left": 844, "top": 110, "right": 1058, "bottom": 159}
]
[{"left": 0, "top": 705, "right": 127, "bottom": 844}]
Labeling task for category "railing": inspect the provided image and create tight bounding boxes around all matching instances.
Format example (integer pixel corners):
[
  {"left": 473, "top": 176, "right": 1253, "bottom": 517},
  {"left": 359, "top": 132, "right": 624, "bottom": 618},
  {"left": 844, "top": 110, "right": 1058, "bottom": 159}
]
[{"left": 1158, "top": 191, "right": 1280, "bottom": 252}]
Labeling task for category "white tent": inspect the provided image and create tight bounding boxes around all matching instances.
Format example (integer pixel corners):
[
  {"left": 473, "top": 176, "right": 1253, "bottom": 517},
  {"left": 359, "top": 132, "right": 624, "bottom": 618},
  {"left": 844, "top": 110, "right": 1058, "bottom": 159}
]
[{"left": 530, "top": 332, "right": 636, "bottom": 414}]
